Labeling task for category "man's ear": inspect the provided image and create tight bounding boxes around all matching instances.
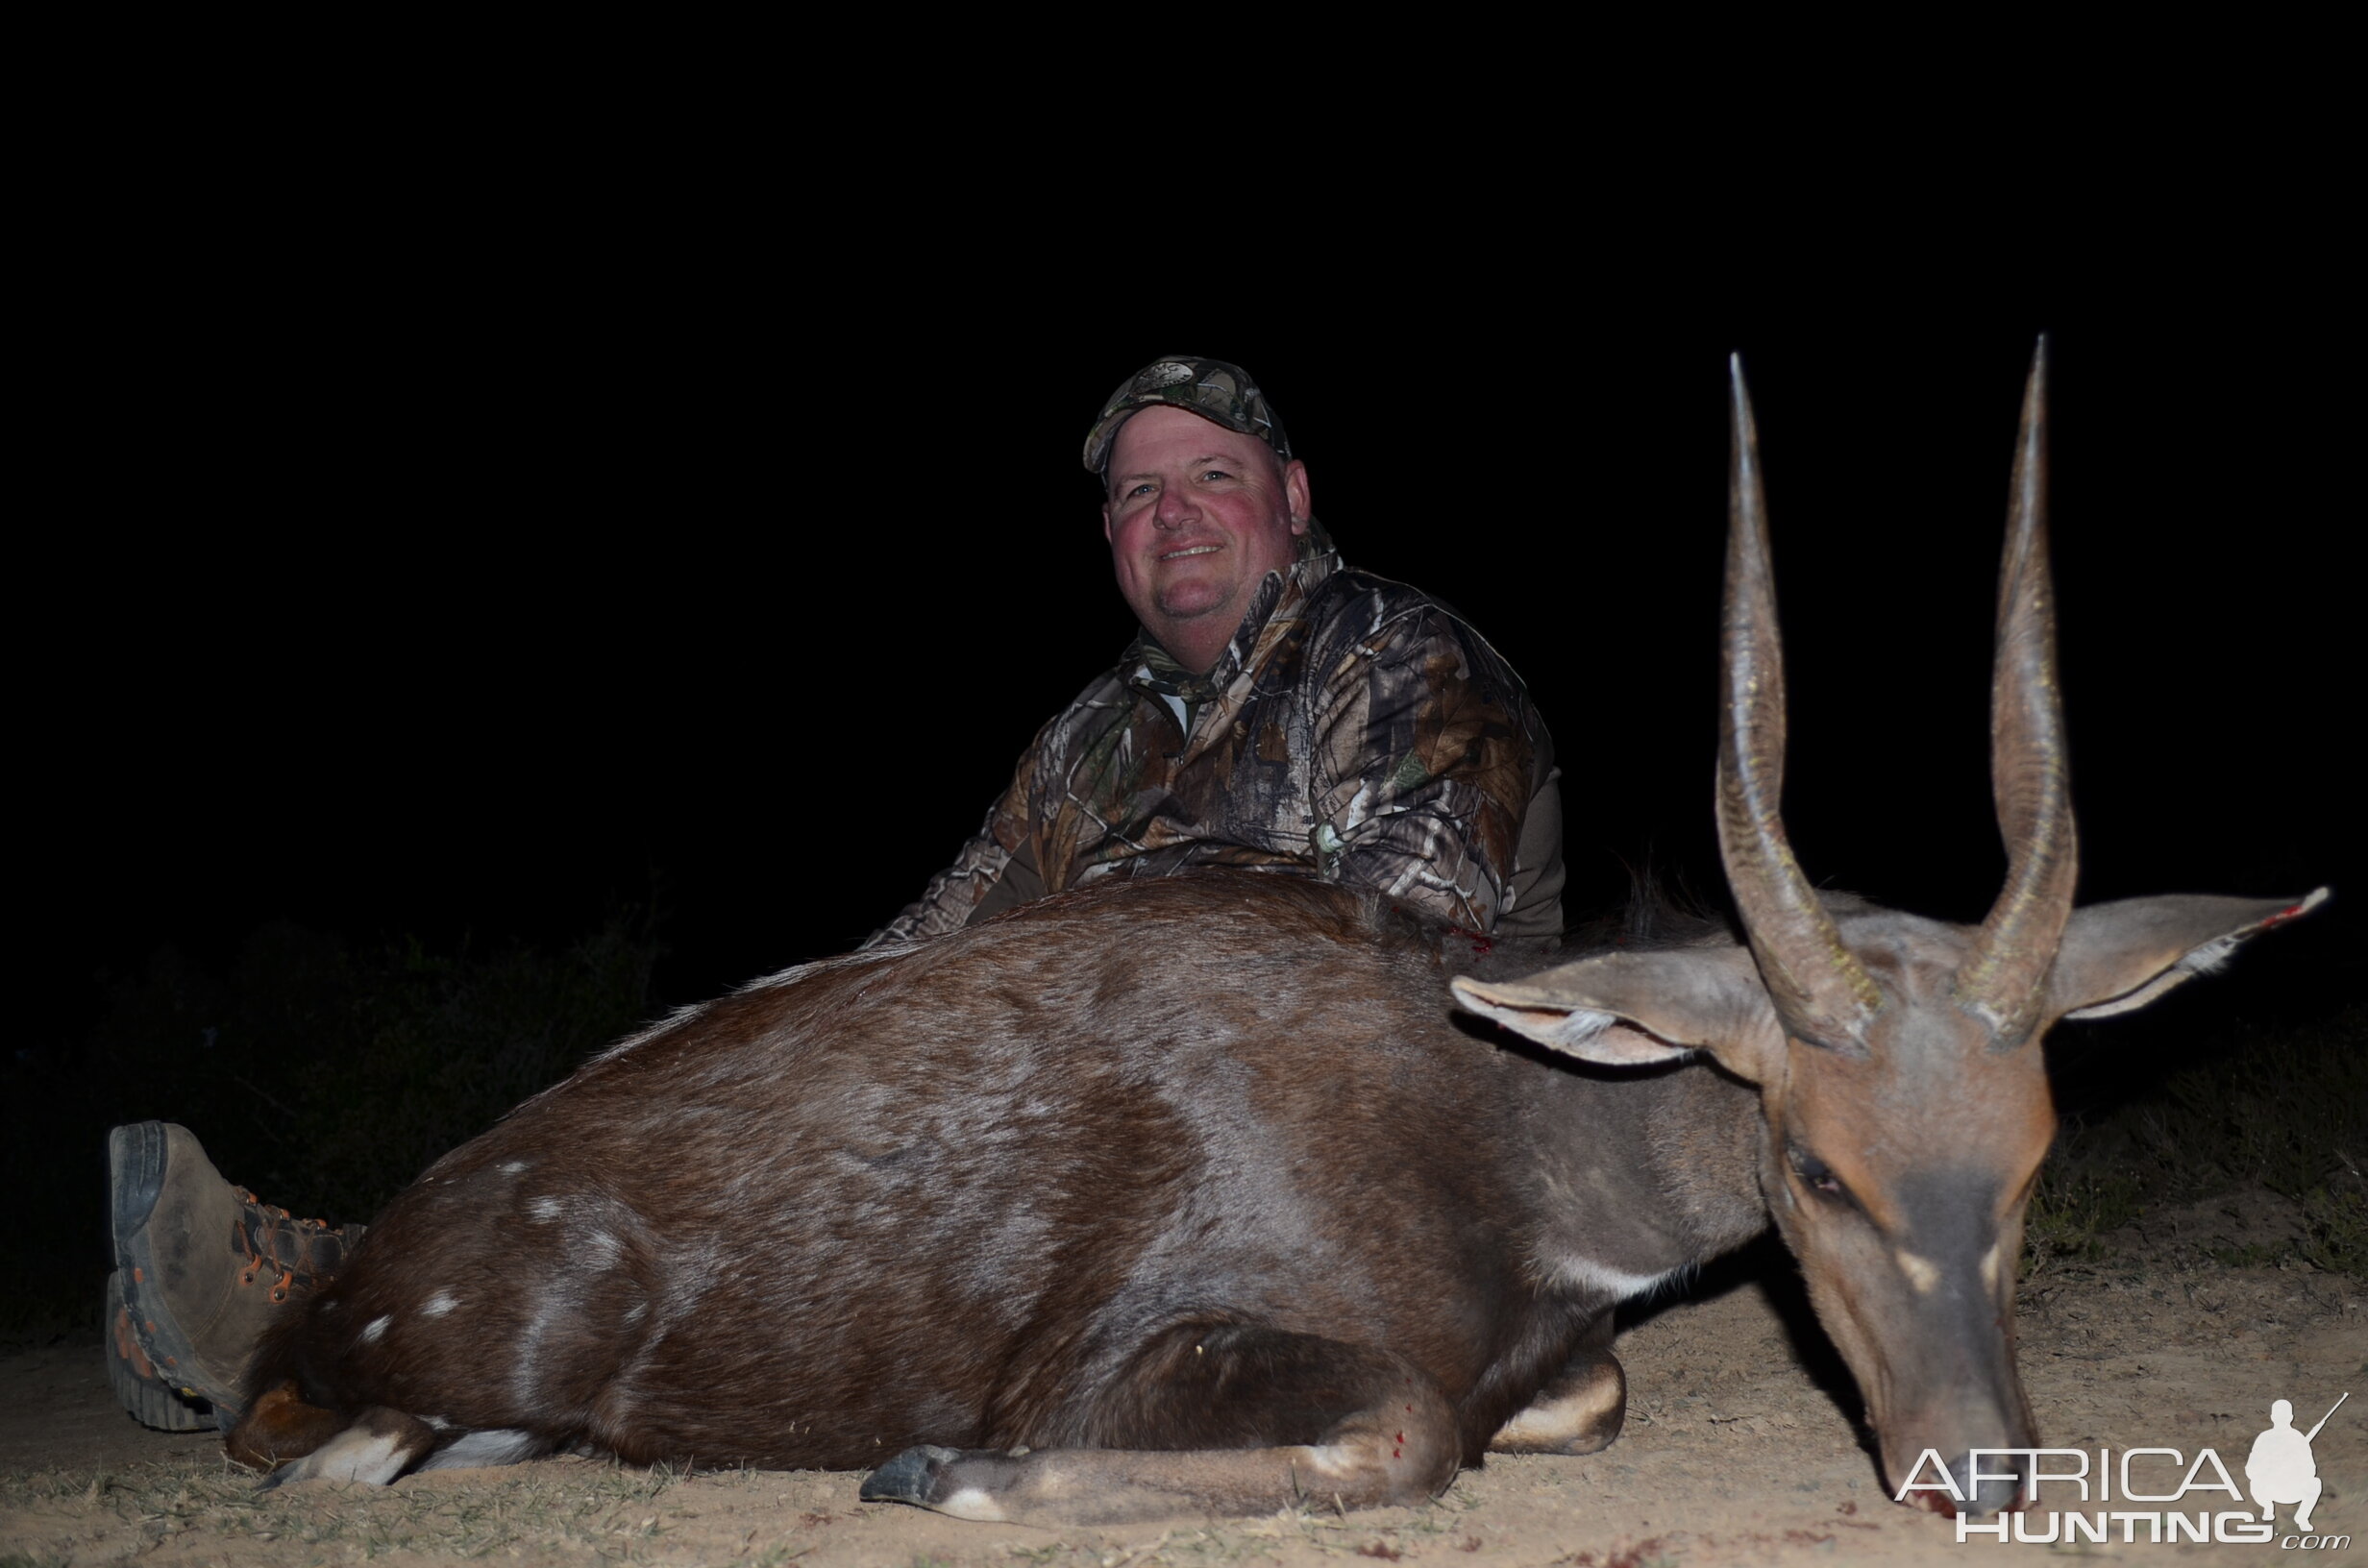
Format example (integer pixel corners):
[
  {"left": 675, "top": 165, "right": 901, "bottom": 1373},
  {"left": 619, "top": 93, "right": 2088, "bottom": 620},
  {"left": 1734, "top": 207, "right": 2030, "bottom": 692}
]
[
  {"left": 1285, "top": 459, "right": 1311, "bottom": 531},
  {"left": 1451, "top": 945, "right": 1785, "bottom": 1084},
  {"left": 1101, "top": 502, "right": 1115, "bottom": 544},
  {"left": 2049, "top": 888, "right": 2328, "bottom": 1020}
]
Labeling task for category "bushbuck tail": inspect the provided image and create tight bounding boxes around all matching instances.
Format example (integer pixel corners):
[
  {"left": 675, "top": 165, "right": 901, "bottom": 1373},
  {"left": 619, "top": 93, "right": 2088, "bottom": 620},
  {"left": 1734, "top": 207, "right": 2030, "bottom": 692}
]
[{"left": 228, "top": 344, "right": 2323, "bottom": 1523}]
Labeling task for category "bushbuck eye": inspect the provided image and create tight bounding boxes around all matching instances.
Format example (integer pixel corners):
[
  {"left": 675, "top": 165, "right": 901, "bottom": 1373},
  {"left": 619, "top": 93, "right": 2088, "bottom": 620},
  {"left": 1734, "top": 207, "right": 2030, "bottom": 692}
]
[{"left": 1788, "top": 1144, "right": 1849, "bottom": 1203}]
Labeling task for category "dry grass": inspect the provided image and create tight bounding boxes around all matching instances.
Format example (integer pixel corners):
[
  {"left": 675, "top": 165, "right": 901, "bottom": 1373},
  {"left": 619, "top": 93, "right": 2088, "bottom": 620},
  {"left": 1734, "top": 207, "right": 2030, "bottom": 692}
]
[
  {"left": 0, "top": 1452, "right": 1508, "bottom": 1568},
  {"left": 1, "top": 1455, "right": 753, "bottom": 1563}
]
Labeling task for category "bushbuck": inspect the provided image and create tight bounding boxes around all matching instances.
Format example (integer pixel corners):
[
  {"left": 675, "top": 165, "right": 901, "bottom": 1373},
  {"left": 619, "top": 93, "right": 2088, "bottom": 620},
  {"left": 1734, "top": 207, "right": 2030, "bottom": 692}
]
[{"left": 227, "top": 344, "right": 2323, "bottom": 1523}]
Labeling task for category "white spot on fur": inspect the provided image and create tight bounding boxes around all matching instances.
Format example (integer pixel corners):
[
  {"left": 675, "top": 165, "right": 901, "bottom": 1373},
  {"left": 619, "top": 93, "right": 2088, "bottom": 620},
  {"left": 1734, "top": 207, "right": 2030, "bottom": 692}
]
[
  {"left": 529, "top": 1197, "right": 561, "bottom": 1221},
  {"left": 1492, "top": 1365, "right": 1624, "bottom": 1452},
  {"left": 622, "top": 1301, "right": 647, "bottom": 1324},
  {"left": 1298, "top": 1442, "right": 1359, "bottom": 1480},
  {"left": 580, "top": 1230, "right": 622, "bottom": 1266},
  {"left": 1896, "top": 1250, "right": 1940, "bottom": 1294},
  {"left": 499, "top": 1160, "right": 529, "bottom": 1175},
  {"left": 422, "top": 1292, "right": 456, "bottom": 1317},
  {"left": 419, "top": 1429, "right": 547, "bottom": 1472},
  {"left": 360, "top": 1314, "right": 391, "bottom": 1343},
  {"left": 424, "top": 1415, "right": 454, "bottom": 1432},
  {"left": 580, "top": 947, "right": 900, "bottom": 1066},
  {"left": 282, "top": 1428, "right": 408, "bottom": 1485},
  {"left": 937, "top": 1485, "right": 1006, "bottom": 1522},
  {"left": 511, "top": 1293, "right": 572, "bottom": 1409},
  {"left": 1980, "top": 1242, "right": 2002, "bottom": 1293},
  {"left": 1544, "top": 1259, "right": 1676, "bottom": 1302}
]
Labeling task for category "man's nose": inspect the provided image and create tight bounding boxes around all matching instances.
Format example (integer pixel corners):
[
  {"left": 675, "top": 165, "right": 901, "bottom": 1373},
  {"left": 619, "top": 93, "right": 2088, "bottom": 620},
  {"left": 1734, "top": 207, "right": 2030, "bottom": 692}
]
[{"left": 1152, "top": 484, "right": 1198, "bottom": 528}]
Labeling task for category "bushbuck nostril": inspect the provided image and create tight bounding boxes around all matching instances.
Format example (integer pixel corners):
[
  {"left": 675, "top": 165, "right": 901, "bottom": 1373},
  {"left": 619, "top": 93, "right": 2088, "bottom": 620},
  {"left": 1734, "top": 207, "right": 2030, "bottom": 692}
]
[{"left": 1947, "top": 1450, "right": 2027, "bottom": 1517}]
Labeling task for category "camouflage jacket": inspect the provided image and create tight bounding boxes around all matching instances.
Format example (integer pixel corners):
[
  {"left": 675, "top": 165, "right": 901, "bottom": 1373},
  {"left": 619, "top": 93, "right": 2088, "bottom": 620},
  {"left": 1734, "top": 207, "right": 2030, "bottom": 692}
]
[{"left": 868, "top": 534, "right": 1565, "bottom": 944}]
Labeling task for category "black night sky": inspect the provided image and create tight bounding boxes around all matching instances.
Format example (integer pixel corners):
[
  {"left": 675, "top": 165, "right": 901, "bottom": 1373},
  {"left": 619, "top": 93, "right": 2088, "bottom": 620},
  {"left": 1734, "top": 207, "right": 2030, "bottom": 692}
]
[{"left": 33, "top": 257, "right": 2357, "bottom": 1063}]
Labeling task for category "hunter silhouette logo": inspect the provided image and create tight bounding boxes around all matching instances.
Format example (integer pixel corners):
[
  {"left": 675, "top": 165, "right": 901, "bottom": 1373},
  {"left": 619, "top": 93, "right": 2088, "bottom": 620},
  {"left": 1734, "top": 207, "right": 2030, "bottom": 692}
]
[
  {"left": 2248, "top": 1393, "right": 2343, "bottom": 1534},
  {"left": 1906, "top": 1389, "right": 2351, "bottom": 1547}
]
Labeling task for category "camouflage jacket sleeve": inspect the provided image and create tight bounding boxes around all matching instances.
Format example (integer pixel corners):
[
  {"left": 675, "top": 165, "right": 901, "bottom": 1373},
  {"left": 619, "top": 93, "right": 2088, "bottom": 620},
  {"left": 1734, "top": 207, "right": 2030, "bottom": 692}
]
[
  {"left": 859, "top": 738, "right": 1049, "bottom": 948},
  {"left": 1305, "top": 598, "right": 1561, "bottom": 936}
]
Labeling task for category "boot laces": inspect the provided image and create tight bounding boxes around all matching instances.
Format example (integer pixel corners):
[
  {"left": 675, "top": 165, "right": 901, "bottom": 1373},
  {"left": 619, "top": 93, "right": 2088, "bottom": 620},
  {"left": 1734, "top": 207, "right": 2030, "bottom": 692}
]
[{"left": 232, "top": 1187, "right": 357, "bottom": 1292}]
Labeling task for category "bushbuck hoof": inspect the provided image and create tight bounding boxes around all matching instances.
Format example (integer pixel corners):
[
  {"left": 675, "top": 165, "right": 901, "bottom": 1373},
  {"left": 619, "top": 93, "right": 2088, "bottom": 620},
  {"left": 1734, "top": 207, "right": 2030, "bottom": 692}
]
[
  {"left": 250, "top": 1407, "right": 436, "bottom": 1489},
  {"left": 861, "top": 1445, "right": 962, "bottom": 1507},
  {"left": 1489, "top": 1345, "right": 1627, "bottom": 1455},
  {"left": 860, "top": 1446, "right": 1032, "bottom": 1520},
  {"left": 225, "top": 1380, "right": 344, "bottom": 1471}
]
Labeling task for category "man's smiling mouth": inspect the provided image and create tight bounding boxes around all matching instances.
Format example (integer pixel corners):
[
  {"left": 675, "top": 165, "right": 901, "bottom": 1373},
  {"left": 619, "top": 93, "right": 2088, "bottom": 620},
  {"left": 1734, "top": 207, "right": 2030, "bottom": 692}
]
[{"left": 1160, "top": 545, "right": 1223, "bottom": 560}]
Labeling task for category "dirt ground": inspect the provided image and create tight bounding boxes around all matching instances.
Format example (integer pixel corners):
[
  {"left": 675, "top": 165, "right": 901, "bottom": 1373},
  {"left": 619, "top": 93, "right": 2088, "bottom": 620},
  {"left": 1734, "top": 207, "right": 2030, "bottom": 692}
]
[{"left": 4, "top": 1193, "right": 2360, "bottom": 1568}]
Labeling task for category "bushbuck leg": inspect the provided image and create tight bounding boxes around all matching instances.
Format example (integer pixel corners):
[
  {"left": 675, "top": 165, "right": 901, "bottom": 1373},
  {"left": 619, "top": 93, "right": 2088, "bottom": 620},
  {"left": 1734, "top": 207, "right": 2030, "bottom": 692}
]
[
  {"left": 1487, "top": 1314, "right": 1625, "bottom": 1456},
  {"left": 862, "top": 1324, "right": 1461, "bottom": 1525},
  {"left": 253, "top": 1407, "right": 438, "bottom": 1486},
  {"left": 232, "top": 1379, "right": 555, "bottom": 1485},
  {"left": 225, "top": 1380, "right": 352, "bottom": 1472}
]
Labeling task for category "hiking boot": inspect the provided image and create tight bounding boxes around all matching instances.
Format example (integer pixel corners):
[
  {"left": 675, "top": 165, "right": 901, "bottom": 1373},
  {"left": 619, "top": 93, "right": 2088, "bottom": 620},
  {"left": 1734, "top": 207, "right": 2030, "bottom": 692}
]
[
  {"left": 105, "top": 1269, "right": 215, "bottom": 1431},
  {"left": 109, "top": 1122, "right": 365, "bottom": 1425}
]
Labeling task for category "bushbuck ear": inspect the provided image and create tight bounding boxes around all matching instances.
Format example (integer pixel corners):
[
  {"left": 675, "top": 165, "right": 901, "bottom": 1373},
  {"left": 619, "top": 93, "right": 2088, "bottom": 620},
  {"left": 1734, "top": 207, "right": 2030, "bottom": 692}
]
[
  {"left": 2051, "top": 888, "right": 2328, "bottom": 1021},
  {"left": 1451, "top": 947, "right": 1783, "bottom": 1081}
]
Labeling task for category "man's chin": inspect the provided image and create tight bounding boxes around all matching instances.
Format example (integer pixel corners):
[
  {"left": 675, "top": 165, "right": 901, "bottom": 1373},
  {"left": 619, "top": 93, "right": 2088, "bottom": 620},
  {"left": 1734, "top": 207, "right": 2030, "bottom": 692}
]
[{"left": 1152, "top": 586, "right": 1235, "bottom": 624}]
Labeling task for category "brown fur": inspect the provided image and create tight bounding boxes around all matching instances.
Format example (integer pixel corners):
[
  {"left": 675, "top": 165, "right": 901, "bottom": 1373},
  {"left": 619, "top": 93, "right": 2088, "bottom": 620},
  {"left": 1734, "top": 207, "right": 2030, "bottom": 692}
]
[{"left": 234, "top": 874, "right": 1762, "bottom": 1515}]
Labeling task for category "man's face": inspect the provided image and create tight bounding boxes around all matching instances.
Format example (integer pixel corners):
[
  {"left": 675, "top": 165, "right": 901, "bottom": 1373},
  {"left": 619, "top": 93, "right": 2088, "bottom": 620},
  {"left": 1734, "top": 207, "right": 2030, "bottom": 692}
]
[{"left": 1101, "top": 405, "right": 1312, "bottom": 674}]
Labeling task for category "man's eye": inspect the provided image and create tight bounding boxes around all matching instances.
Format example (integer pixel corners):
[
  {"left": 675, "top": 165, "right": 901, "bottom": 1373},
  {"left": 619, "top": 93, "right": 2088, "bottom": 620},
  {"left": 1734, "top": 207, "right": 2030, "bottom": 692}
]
[
  {"left": 1127, "top": 483, "right": 1154, "bottom": 499},
  {"left": 1200, "top": 469, "right": 1231, "bottom": 482}
]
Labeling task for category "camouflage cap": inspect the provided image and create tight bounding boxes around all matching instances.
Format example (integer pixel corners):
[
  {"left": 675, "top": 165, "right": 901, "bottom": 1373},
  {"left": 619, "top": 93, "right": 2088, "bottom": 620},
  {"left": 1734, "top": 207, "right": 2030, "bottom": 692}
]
[{"left": 1083, "top": 355, "right": 1294, "bottom": 475}]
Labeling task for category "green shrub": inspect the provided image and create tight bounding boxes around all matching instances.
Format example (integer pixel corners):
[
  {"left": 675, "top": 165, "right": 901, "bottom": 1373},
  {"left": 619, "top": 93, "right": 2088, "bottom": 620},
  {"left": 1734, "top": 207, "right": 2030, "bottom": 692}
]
[{"left": 2027, "top": 1003, "right": 2367, "bottom": 1278}]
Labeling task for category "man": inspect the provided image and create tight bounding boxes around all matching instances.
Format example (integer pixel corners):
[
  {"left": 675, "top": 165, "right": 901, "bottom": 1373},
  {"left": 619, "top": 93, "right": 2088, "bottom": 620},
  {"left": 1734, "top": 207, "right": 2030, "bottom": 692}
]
[
  {"left": 109, "top": 355, "right": 1566, "bottom": 1428},
  {"left": 869, "top": 355, "right": 1564, "bottom": 944}
]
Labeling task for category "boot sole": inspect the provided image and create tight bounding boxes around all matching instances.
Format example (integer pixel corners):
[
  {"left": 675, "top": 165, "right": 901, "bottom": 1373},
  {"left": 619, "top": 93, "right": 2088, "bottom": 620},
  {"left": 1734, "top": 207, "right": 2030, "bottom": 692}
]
[
  {"left": 110, "top": 1121, "right": 169, "bottom": 1244},
  {"left": 109, "top": 1122, "right": 249, "bottom": 1423},
  {"left": 105, "top": 1272, "right": 216, "bottom": 1433}
]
